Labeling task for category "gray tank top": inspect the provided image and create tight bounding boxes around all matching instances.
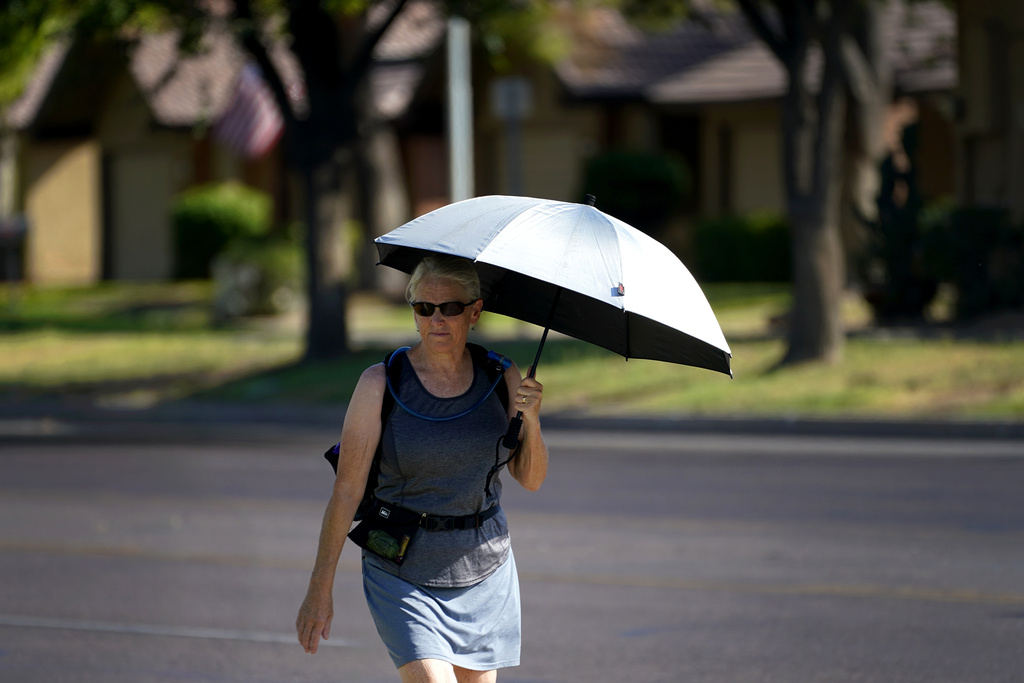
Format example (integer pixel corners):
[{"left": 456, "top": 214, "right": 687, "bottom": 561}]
[{"left": 364, "top": 350, "right": 512, "bottom": 588}]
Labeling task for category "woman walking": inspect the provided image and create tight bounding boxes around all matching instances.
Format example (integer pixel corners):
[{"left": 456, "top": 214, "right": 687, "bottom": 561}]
[{"left": 296, "top": 254, "right": 548, "bottom": 682}]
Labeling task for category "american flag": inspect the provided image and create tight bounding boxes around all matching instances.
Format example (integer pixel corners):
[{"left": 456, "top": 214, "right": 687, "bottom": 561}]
[{"left": 213, "top": 63, "right": 284, "bottom": 159}]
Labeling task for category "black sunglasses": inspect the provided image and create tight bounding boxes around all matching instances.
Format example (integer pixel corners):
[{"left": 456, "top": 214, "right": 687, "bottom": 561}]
[{"left": 411, "top": 300, "right": 478, "bottom": 317}]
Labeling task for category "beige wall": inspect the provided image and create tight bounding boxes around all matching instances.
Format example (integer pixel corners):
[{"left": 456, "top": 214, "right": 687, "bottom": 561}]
[
  {"left": 107, "top": 149, "right": 175, "bottom": 280},
  {"left": 97, "top": 75, "right": 189, "bottom": 280},
  {"left": 478, "top": 70, "right": 603, "bottom": 201},
  {"left": 485, "top": 86, "right": 791, "bottom": 217},
  {"left": 517, "top": 128, "right": 591, "bottom": 201},
  {"left": 957, "top": 0, "right": 1024, "bottom": 218},
  {"left": 17, "top": 73, "right": 193, "bottom": 284},
  {"left": 24, "top": 139, "right": 102, "bottom": 285},
  {"left": 731, "top": 121, "right": 784, "bottom": 214},
  {"left": 701, "top": 103, "right": 785, "bottom": 217}
]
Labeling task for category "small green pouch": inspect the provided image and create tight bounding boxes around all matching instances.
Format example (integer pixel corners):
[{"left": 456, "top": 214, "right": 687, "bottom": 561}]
[{"left": 347, "top": 500, "right": 423, "bottom": 565}]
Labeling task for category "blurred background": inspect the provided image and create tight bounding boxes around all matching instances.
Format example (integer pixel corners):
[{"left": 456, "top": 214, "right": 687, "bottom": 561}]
[
  {"left": 0, "top": 0, "right": 1020, "bottom": 422},
  {"left": 2, "top": 5, "right": 1023, "bottom": 683}
]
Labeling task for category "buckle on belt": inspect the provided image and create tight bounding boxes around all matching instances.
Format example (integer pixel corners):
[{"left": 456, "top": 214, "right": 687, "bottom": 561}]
[
  {"left": 421, "top": 507, "right": 496, "bottom": 532},
  {"left": 423, "top": 516, "right": 457, "bottom": 532}
]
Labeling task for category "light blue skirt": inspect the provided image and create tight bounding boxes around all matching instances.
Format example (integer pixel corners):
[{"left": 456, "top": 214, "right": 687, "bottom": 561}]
[{"left": 362, "top": 550, "right": 521, "bottom": 671}]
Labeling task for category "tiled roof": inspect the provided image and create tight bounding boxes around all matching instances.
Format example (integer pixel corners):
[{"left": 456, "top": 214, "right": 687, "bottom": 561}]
[
  {"left": 369, "top": 0, "right": 446, "bottom": 119},
  {"left": 6, "top": 0, "right": 443, "bottom": 131},
  {"left": 372, "top": 0, "right": 446, "bottom": 61},
  {"left": 886, "top": 0, "right": 957, "bottom": 95},
  {"left": 556, "top": 8, "right": 750, "bottom": 100},
  {"left": 128, "top": 26, "right": 249, "bottom": 128},
  {"left": 3, "top": 42, "right": 70, "bottom": 130},
  {"left": 6, "top": 1, "right": 955, "bottom": 131},
  {"left": 650, "top": 41, "right": 822, "bottom": 104},
  {"left": 561, "top": 1, "right": 956, "bottom": 105}
]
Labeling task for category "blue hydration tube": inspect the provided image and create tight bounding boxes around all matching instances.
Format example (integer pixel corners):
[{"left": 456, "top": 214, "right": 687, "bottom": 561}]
[{"left": 384, "top": 346, "right": 512, "bottom": 422}]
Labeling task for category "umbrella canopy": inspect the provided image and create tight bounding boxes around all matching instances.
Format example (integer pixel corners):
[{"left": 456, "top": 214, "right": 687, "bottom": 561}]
[{"left": 375, "top": 195, "right": 731, "bottom": 377}]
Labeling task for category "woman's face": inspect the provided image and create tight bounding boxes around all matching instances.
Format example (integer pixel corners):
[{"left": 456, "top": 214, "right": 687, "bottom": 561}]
[{"left": 411, "top": 275, "right": 482, "bottom": 355}]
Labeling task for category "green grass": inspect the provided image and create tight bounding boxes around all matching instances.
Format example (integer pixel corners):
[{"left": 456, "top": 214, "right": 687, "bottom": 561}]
[
  {"left": 1, "top": 281, "right": 1022, "bottom": 420},
  {"left": 539, "top": 337, "right": 1024, "bottom": 419},
  {"left": 0, "top": 281, "right": 215, "bottom": 332},
  {"left": 0, "top": 282, "right": 300, "bottom": 406}
]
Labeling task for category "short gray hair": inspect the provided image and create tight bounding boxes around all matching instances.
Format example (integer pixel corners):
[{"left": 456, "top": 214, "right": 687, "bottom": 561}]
[{"left": 405, "top": 254, "right": 481, "bottom": 303}]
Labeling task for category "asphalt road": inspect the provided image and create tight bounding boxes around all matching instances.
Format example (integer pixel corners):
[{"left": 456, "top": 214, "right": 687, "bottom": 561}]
[{"left": 1, "top": 422, "right": 1023, "bottom": 683}]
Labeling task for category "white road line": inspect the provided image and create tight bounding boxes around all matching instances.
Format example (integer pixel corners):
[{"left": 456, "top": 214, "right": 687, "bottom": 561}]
[
  {"left": 516, "top": 572, "right": 1024, "bottom": 606},
  {"left": 0, "top": 614, "right": 358, "bottom": 647},
  {"left": 0, "top": 419, "right": 75, "bottom": 436},
  {"left": 543, "top": 430, "right": 1024, "bottom": 457}
]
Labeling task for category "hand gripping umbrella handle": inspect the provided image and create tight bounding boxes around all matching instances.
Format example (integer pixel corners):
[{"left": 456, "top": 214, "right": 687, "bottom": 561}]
[
  {"left": 502, "top": 415, "right": 524, "bottom": 451},
  {"left": 501, "top": 287, "right": 562, "bottom": 451}
]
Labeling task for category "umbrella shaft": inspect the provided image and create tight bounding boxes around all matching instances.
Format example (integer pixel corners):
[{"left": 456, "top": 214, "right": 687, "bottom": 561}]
[
  {"left": 527, "top": 287, "right": 562, "bottom": 379},
  {"left": 503, "top": 287, "right": 561, "bottom": 452}
]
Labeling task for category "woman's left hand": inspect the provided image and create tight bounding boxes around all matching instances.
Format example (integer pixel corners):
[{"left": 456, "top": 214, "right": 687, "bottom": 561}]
[
  {"left": 514, "top": 373, "right": 543, "bottom": 422},
  {"left": 507, "top": 366, "right": 548, "bottom": 491}
]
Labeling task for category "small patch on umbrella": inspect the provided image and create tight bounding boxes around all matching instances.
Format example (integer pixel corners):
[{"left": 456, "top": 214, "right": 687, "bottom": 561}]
[{"left": 612, "top": 283, "right": 625, "bottom": 296}]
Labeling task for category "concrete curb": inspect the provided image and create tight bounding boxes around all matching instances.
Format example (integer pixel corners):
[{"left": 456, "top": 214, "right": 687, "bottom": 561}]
[{"left": 2, "top": 398, "right": 1022, "bottom": 441}]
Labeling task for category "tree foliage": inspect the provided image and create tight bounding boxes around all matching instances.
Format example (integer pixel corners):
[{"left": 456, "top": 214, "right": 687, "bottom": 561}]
[
  {"left": 622, "top": 0, "right": 890, "bottom": 365},
  {"left": 2, "top": 0, "right": 899, "bottom": 366},
  {"left": 1, "top": 0, "right": 575, "bottom": 360}
]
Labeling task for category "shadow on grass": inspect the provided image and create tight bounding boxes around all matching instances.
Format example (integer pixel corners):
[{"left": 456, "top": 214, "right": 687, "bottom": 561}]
[
  {"left": 190, "top": 337, "right": 609, "bottom": 405},
  {"left": 0, "top": 280, "right": 218, "bottom": 334},
  {"left": 0, "top": 301, "right": 216, "bottom": 334},
  {"left": 0, "top": 369, "right": 224, "bottom": 400}
]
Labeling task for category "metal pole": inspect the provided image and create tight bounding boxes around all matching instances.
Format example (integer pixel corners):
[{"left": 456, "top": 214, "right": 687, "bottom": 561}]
[
  {"left": 447, "top": 17, "right": 473, "bottom": 202},
  {"left": 506, "top": 116, "right": 523, "bottom": 196}
]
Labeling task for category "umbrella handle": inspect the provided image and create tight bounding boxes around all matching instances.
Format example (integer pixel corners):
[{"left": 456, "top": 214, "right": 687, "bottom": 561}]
[
  {"left": 498, "top": 357, "right": 536, "bottom": 450},
  {"left": 501, "top": 287, "right": 561, "bottom": 451},
  {"left": 502, "top": 414, "right": 524, "bottom": 451}
]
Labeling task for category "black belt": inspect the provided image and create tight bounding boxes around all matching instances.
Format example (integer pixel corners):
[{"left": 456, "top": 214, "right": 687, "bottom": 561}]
[{"left": 420, "top": 505, "right": 501, "bottom": 532}]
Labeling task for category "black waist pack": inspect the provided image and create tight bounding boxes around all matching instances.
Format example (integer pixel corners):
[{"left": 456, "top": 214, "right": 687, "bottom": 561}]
[
  {"left": 348, "top": 500, "right": 423, "bottom": 566},
  {"left": 348, "top": 501, "right": 503, "bottom": 566}
]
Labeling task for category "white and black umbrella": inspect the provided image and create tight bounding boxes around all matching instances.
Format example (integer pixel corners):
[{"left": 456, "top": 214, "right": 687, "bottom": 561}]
[{"left": 375, "top": 194, "right": 732, "bottom": 447}]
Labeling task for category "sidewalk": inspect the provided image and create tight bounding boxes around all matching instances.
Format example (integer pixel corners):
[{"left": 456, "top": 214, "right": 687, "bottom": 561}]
[{"left": 2, "top": 395, "right": 1022, "bottom": 442}]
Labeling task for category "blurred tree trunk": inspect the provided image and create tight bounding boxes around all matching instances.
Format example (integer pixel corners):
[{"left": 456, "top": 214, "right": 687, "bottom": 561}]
[
  {"left": 842, "top": 1, "right": 893, "bottom": 287},
  {"left": 737, "top": 0, "right": 886, "bottom": 365},
  {"left": 780, "top": 13, "right": 847, "bottom": 364},
  {"left": 300, "top": 159, "right": 350, "bottom": 359},
  {"left": 238, "top": 0, "right": 407, "bottom": 360},
  {"left": 353, "top": 100, "right": 382, "bottom": 292}
]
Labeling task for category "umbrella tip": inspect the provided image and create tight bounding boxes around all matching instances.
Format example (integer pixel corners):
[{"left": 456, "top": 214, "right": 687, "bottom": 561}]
[{"left": 583, "top": 194, "right": 597, "bottom": 207}]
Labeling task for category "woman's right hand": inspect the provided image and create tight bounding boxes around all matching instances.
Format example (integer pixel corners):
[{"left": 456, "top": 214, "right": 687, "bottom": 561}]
[
  {"left": 296, "top": 362, "right": 384, "bottom": 655},
  {"left": 296, "top": 586, "right": 333, "bottom": 654}
]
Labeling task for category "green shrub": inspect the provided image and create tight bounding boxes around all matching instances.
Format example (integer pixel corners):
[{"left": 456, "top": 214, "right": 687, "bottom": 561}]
[
  {"left": 212, "top": 235, "right": 305, "bottom": 320},
  {"left": 693, "top": 211, "right": 791, "bottom": 282},
  {"left": 946, "top": 207, "right": 1024, "bottom": 319},
  {"left": 172, "top": 182, "right": 273, "bottom": 279},
  {"left": 580, "top": 150, "right": 691, "bottom": 236},
  {"left": 917, "top": 197, "right": 957, "bottom": 283}
]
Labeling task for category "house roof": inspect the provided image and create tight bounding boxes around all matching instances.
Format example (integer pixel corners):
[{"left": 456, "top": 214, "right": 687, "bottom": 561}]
[
  {"left": 7, "top": 1, "right": 955, "bottom": 131},
  {"left": 3, "top": 42, "right": 69, "bottom": 130},
  {"left": 556, "top": 8, "right": 751, "bottom": 101},
  {"left": 559, "top": 1, "right": 956, "bottom": 105},
  {"left": 369, "top": 0, "right": 446, "bottom": 119},
  {"left": 5, "top": 0, "right": 444, "bottom": 132}
]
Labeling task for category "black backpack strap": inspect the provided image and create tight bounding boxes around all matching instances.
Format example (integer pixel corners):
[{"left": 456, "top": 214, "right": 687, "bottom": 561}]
[
  {"left": 380, "top": 347, "right": 403, "bottom": 424},
  {"left": 467, "top": 342, "right": 511, "bottom": 414},
  {"left": 324, "top": 345, "right": 512, "bottom": 516},
  {"left": 323, "top": 347, "right": 404, "bottom": 520}
]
